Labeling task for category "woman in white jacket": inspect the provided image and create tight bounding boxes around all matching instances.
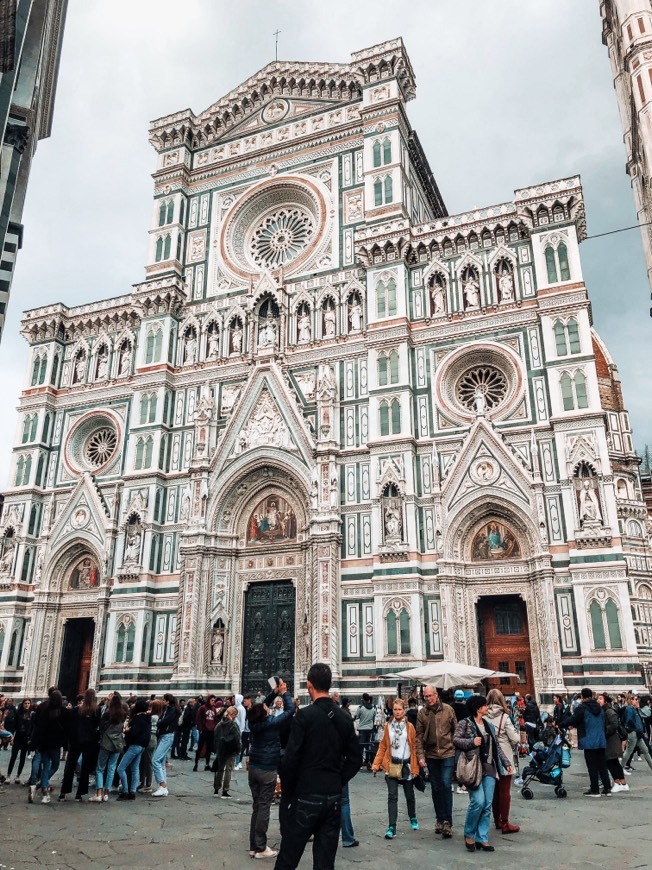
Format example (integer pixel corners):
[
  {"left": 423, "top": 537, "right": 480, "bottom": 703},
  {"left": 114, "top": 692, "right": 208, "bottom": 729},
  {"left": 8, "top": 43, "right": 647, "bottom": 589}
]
[{"left": 485, "top": 689, "right": 521, "bottom": 834}]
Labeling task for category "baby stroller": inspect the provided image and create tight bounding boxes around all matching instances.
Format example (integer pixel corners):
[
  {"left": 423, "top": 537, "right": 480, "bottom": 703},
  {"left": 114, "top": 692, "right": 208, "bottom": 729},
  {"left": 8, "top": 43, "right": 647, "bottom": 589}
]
[{"left": 520, "top": 731, "right": 571, "bottom": 800}]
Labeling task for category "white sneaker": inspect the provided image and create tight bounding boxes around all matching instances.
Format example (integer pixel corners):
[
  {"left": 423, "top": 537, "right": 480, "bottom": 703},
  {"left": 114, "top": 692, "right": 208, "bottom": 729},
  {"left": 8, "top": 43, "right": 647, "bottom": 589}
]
[
  {"left": 235, "top": 762, "right": 242, "bottom": 770},
  {"left": 623, "top": 768, "right": 632, "bottom": 776},
  {"left": 253, "top": 847, "right": 278, "bottom": 859},
  {"left": 611, "top": 783, "right": 629, "bottom": 792},
  {"left": 152, "top": 786, "right": 168, "bottom": 797},
  {"left": 41, "top": 794, "right": 51, "bottom": 804},
  {"left": 13, "top": 777, "right": 21, "bottom": 784}
]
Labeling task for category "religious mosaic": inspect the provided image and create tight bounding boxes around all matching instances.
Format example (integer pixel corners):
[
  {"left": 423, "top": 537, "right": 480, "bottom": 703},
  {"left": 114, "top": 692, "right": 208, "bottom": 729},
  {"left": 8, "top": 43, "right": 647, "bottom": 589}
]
[
  {"left": 471, "top": 521, "right": 520, "bottom": 561},
  {"left": 247, "top": 495, "right": 297, "bottom": 545},
  {"left": 69, "top": 556, "right": 100, "bottom": 589}
]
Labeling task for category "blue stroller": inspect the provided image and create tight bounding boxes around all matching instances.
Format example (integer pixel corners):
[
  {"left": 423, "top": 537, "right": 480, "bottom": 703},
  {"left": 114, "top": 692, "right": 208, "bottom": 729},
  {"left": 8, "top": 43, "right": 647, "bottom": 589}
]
[{"left": 520, "top": 732, "right": 571, "bottom": 800}]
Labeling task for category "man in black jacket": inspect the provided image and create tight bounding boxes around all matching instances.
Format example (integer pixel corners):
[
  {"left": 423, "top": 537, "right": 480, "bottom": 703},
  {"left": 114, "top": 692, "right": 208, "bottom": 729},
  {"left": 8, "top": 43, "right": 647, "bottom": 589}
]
[{"left": 275, "top": 662, "right": 361, "bottom": 869}]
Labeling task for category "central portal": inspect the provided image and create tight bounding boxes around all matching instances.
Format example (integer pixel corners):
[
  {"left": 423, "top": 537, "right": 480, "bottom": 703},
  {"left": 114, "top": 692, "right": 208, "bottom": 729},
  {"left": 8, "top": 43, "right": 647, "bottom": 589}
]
[
  {"left": 242, "top": 580, "right": 295, "bottom": 696},
  {"left": 58, "top": 617, "right": 95, "bottom": 700},
  {"left": 477, "top": 595, "right": 535, "bottom": 698}
]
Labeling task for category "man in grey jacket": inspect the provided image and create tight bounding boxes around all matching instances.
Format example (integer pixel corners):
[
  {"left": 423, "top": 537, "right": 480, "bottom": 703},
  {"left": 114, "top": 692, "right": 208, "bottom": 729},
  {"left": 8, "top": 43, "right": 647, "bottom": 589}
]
[{"left": 353, "top": 693, "right": 376, "bottom": 768}]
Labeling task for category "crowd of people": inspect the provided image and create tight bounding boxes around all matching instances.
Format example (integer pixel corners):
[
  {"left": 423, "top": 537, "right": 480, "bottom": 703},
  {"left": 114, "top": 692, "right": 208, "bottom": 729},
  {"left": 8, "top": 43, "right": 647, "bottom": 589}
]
[{"left": 0, "top": 679, "right": 650, "bottom": 867}]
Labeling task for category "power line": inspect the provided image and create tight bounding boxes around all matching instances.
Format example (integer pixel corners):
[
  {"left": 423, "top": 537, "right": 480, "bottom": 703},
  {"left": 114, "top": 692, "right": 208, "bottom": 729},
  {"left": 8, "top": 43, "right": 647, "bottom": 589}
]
[{"left": 584, "top": 219, "right": 652, "bottom": 240}]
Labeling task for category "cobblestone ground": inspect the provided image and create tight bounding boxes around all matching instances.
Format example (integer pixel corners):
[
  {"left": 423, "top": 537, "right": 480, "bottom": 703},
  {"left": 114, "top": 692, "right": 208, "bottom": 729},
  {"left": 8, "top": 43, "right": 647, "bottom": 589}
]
[{"left": 0, "top": 751, "right": 651, "bottom": 869}]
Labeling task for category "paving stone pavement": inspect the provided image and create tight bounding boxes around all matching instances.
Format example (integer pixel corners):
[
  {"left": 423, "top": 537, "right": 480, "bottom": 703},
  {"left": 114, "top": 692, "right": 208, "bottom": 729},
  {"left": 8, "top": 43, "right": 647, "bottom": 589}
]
[{"left": 1, "top": 753, "right": 651, "bottom": 869}]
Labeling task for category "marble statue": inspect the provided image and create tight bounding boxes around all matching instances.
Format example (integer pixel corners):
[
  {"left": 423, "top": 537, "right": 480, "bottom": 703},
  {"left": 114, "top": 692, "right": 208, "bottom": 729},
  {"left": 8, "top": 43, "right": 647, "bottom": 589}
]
[
  {"left": 463, "top": 275, "right": 480, "bottom": 308},
  {"left": 384, "top": 505, "right": 402, "bottom": 540},
  {"left": 579, "top": 479, "right": 602, "bottom": 526},
  {"left": 473, "top": 387, "right": 486, "bottom": 415},
  {"left": 297, "top": 312, "right": 311, "bottom": 343},
  {"left": 74, "top": 356, "right": 86, "bottom": 383},
  {"left": 0, "top": 540, "right": 14, "bottom": 574},
  {"left": 124, "top": 528, "right": 142, "bottom": 565},
  {"left": 499, "top": 272, "right": 514, "bottom": 301},
  {"left": 207, "top": 330, "right": 220, "bottom": 360},
  {"left": 349, "top": 300, "right": 363, "bottom": 332},
  {"left": 119, "top": 344, "right": 131, "bottom": 375},
  {"left": 97, "top": 353, "right": 108, "bottom": 380},
  {"left": 211, "top": 627, "right": 225, "bottom": 664},
  {"left": 185, "top": 333, "right": 197, "bottom": 364},
  {"left": 231, "top": 323, "right": 243, "bottom": 354},
  {"left": 431, "top": 283, "right": 446, "bottom": 315},
  {"left": 323, "top": 306, "right": 336, "bottom": 337}
]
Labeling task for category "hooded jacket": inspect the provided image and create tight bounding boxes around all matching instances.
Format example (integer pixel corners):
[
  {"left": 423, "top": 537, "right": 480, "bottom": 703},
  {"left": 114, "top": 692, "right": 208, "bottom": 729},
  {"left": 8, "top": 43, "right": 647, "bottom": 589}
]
[
  {"left": 567, "top": 699, "right": 606, "bottom": 750},
  {"left": 603, "top": 703, "right": 623, "bottom": 760},
  {"left": 353, "top": 700, "right": 376, "bottom": 731},
  {"left": 234, "top": 693, "right": 246, "bottom": 735},
  {"left": 484, "top": 704, "right": 520, "bottom": 763}
]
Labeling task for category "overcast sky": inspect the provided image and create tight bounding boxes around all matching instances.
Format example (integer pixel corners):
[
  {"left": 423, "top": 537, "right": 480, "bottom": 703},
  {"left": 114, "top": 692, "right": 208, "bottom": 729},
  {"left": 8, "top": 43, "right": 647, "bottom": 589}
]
[{"left": 0, "top": 0, "right": 649, "bottom": 486}]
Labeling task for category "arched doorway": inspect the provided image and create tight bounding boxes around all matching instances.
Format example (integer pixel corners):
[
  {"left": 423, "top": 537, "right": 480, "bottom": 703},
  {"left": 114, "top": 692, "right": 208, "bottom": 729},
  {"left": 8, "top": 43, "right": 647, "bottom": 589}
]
[{"left": 477, "top": 595, "right": 535, "bottom": 698}]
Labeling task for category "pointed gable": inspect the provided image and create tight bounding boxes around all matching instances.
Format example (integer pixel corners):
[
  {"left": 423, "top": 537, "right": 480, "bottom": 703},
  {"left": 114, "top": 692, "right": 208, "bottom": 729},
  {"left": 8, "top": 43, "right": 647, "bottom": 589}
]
[{"left": 47, "top": 472, "right": 112, "bottom": 552}]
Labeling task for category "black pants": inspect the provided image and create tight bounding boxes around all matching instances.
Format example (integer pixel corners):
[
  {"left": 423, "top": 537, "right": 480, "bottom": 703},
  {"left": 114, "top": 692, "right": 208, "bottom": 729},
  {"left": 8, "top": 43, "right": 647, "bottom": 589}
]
[
  {"left": 178, "top": 726, "right": 191, "bottom": 758},
  {"left": 7, "top": 740, "right": 28, "bottom": 777},
  {"left": 61, "top": 741, "right": 97, "bottom": 798},
  {"left": 195, "top": 731, "right": 213, "bottom": 768},
  {"left": 584, "top": 748, "right": 610, "bottom": 794},
  {"left": 386, "top": 774, "right": 416, "bottom": 828},
  {"left": 275, "top": 792, "right": 341, "bottom": 870},
  {"left": 606, "top": 757, "right": 625, "bottom": 780}
]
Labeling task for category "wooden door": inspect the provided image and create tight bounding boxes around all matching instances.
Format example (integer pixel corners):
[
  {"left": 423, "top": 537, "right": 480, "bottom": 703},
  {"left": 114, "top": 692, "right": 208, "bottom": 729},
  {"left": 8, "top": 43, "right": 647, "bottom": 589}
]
[{"left": 477, "top": 596, "right": 535, "bottom": 698}]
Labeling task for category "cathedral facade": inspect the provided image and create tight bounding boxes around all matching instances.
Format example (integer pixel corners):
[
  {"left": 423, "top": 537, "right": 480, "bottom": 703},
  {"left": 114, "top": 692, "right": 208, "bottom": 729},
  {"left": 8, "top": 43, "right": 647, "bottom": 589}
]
[{"left": 0, "top": 38, "right": 650, "bottom": 702}]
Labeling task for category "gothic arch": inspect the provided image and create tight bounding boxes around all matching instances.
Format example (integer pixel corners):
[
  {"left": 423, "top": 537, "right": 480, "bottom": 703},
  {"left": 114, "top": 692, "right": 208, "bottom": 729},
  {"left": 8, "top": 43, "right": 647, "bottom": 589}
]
[
  {"left": 43, "top": 539, "right": 104, "bottom": 595},
  {"left": 445, "top": 496, "right": 540, "bottom": 563}
]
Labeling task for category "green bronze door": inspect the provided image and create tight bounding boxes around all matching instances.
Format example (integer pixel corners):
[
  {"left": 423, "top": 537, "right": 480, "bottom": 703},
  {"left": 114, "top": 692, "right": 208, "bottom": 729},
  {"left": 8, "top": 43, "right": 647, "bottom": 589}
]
[{"left": 242, "top": 580, "right": 295, "bottom": 696}]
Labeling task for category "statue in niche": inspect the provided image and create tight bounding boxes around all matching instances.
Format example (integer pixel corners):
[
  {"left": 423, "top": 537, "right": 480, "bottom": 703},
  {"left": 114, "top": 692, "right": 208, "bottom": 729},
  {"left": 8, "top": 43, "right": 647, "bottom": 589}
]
[
  {"left": 124, "top": 525, "right": 142, "bottom": 565},
  {"left": 211, "top": 624, "right": 225, "bottom": 665},
  {"left": 119, "top": 343, "right": 132, "bottom": 375},
  {"left": 297, "top": 309, "right": 311, "bottom": 343},
  {"left": 230, "top": 322, "right": 243, "bottom": 355},
  {"left": 579, "top": 479, "right": 602, "bottom": 526},
  {"left": 498, "top": 271, "right": 514, "bottom": 302},
  {"left": 463, "top": 274, "right": 480, "bottom": 309},
  {"left": 0, "top": 538, "right": 15, "bottom": 574},
  {"left": 258, "top": 315, "right": 278, "bottom": 349},
  {"left": 184, "top": 331, "right": 197, "bottom": 364},
  {"left": 180, "top": 489, "right": 191, "bottom": 521},
  {"left": 96, "top": 350, "right": 109, "bottom": 380},
  {"left": 430, "top": 279, "right": 446, "bottom": 315},
  {"left": 323, "top": 303, "right": 336, "bottom": 338},
  {"left": 349, "top": 297, "right": 363, "bottom": 332},
  {"left": 73, "top": 354, "right": 86, "bottom": 384},
  {"left": 384, "top": 504, "right": 402, "bottom": 541},
  {"left": 34, "top": 547, "right": 44, "bottom": 585},
  {"left": 207, "top": 328, "right": 220, "bottom": 360}
]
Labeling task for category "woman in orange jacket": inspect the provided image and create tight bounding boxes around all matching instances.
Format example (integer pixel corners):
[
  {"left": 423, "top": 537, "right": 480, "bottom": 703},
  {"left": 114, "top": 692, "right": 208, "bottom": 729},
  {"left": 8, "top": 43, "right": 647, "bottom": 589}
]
[{"left": 372, "top": 697, "right": 420, "bottom": 839}]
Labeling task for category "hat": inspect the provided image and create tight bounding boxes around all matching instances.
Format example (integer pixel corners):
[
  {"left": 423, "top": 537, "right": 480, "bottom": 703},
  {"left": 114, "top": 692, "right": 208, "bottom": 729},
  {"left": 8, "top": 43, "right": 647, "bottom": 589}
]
[{"left": 454, "top": 690, "right": 465, "bottom": 700}]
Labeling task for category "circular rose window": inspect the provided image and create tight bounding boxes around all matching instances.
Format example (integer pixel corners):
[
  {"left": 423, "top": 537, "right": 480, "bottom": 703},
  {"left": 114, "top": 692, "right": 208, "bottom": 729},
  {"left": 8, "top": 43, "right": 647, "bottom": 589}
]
[
  {"left": 433, "top": 343, "right": 525, "bottom": 424},
  {"left": 64, "top": 412, "right": 120, "bottom": 475},
  {"left": 219, "top": 176, "right": 329, "bottom": 280}
]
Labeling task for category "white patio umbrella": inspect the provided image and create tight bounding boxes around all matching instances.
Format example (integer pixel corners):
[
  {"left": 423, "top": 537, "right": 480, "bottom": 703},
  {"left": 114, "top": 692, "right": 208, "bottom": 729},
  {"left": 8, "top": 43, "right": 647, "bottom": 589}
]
[{"left": 387, "top": 661, "right": 517, "bottom": 691}]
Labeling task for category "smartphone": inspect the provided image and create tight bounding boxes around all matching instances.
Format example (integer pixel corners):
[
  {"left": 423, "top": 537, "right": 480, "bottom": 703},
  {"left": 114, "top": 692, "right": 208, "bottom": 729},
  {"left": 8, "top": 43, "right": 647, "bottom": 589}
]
[{"left": 268, "top": 676, "right": 280, "bottom": 690}]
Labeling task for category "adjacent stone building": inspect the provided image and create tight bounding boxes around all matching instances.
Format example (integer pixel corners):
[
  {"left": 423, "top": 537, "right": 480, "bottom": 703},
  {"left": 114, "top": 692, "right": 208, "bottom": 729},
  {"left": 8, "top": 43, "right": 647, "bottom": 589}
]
[
  {"left": 0, "top": 0, "right": 67, "bottom": 342},
  {"left": 0, "top": 38, "right": 649, "bottom": 701}
]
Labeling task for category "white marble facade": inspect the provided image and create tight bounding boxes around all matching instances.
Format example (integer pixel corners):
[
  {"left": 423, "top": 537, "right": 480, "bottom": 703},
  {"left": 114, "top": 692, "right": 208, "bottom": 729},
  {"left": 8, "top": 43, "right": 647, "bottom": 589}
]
[{"left": 0, "top": 38, "right": 650, "bottom": 701}]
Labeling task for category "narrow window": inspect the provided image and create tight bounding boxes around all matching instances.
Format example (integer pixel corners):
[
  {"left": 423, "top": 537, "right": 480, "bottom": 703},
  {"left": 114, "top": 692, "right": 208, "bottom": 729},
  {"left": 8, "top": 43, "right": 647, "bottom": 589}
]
[
  {"left": 35, "top": 454, "right": 45, "bottom": 487},
  {"left": 638, "top": 17, "right": 645, "bottom": 34},
  {"left": 149, "top": 394, "right": 157, "bottom": 423},
  {"left": 38, "top": 356, "right": 47, "bottom": 385},
  {"left": 140, "top": 395, "right": 149, "bottom": 425},
  {"left": 387, "top": 610, "right": 398, "bottom": 655},
  {"left": 8, "top": 630, "right": 18, "bottom": 666},
  {"left": 387, "top": 278, "right": 397, "bottom": 315},
  {"left": 391, "top": 398, "right": 401, "bottom": 433},
  {"left": 155, "top": 236, "right": 163, "bottom": 262},
  {"left": 567, "top": 318, "right": 581, "bottom": 353},
  {"left": 145, "top": 331, "right": 154, "bottom": 364},
  {"left": 135, "top": 438, "right": 144, "bottom": 470},
  {"left": 141, "top": 620, "right": 151, "bottom": 664},
  {"left": 125, "top": 623, "right": 136, "bottom": 663},
  {"left": 383, "top": 138, "right": 392, "bottom": 164},
  {"left": 373, "top": 140, "right": 381, "bottom": 168},
  {"left": 374, "top": 178, "right": 383, "bottom": 207},
  {"left": 22, "top": 417, "right": 31, "bottom": 444},
  {"left": 31, "top": 356, "right": 40, "bottom": 386},
  {"left": 158, "top": 201, "right": 166, "bottom": 226},
  {"left": 384, "top": 175, "right": 393, "bottom": 203},
  {"left": 29, "top": 416, "right": 38, "bottom": 442},
  {"left": 15, "top": 456, "right": 24, "bottom": 486},
  {"left": 144, "top": 436, "right": 153, "bottom": 468},
  {"left": 154, "top": 329, "right": 163, "bottom": 360},
  {"left": 560, "top": 373, "right": 574, "bottom": 411},
  {"left": 166, "top": 200, "right": 174, "bottom": 224},
  {"left": 637, "top": 73, "right": 645, "bottom": 103},
  {"left": 51, "top": 354, "right": 59, "bottom": 386},
  {"left": 376, "top": 281, "right": 386, "bottom": 318},
  {"left": 163, "top": 234, "right": 171, "bottom": 260},
  {"left": 179, "top": 199, "right": 185, "bottom": 225},
  {"left": 628, "top": 23, "right": 634, "bottom": 40},
  {"left": 554, "top": 321, "right": 568, "bottom": 356},
  {"left": 545, "top": 246, "right": 558, "bottom": 283},
  {"left": 399, "top": 608, "right": 410, "bottom": 654},
  {"left": 42, "top": 414, "right": 51, "bottom": 444},
  {"left": 378, "top": 354, "right": 388, "bottom": 386},
  {"left": 557, "top": 242, "right": 571, "bottom": 280},
  {"left": 389, "top": 350, "right": 399, "bottom": 383},
  {"left": 574, "top": 370, "right": 588, "bottom": 409},
  {"left": 590, "top": 600, "right": 606, "bottom": 650},
  {"left": 116, "top": 624, "right": 126, "bottom": 663},
  {"left": 605, "top": 598, "right": 622, "bottom": 649},
  {"left": 379, "top": 402, "right": 389, "bottom": 437},
  {"left": 23, "top": 455, "right": 31, "bottom": 484}
]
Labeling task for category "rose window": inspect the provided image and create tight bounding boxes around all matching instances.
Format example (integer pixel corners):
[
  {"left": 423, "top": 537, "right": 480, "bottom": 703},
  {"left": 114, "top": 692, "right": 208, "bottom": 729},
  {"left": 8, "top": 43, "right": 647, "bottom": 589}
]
[
  {"left": 249, "top": 207, "right": 315, "bottom": 269},
  {"left": 84, "top": 427, "right": 118, "bottom": 467},
  {"left": 456, "top": 366, "right": 508, "bottom": 411}
]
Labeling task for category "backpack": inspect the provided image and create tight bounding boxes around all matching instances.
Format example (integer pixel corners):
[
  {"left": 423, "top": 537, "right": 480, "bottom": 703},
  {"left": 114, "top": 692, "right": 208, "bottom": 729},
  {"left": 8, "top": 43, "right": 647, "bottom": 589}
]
[{"left": 616, "top": 705, "right": 629, "bottom": 740}]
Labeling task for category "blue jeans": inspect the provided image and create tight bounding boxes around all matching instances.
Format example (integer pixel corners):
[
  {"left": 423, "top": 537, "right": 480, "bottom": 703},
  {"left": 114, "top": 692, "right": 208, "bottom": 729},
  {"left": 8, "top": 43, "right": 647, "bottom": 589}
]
[
  {"left": 464, "top": 774, "right": 496, "bottom": 843},
  {"left": 117, "top": 745, "right": 143, "bottom": 794},
  {"left": 96, "top": 748, "right": 120, "bottom": 791},
  {"left": 427, "top": 756, "right": 455, "bottom": 824},
  {"left": 30, "top": 748, "right": 60, "bottom": 790},
  {"left": 340, "top": 782, "right": 356, "bottom": 845},
  {"left": 152, "top": 732, "right": 174, "bottom": 785}
]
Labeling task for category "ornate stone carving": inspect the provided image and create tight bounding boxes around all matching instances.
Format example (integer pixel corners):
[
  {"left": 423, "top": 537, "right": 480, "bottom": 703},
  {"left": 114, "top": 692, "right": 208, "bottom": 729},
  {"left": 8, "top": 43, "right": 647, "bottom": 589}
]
[{"left": 234, "top": 391, "right": 295, "bottom": 454}]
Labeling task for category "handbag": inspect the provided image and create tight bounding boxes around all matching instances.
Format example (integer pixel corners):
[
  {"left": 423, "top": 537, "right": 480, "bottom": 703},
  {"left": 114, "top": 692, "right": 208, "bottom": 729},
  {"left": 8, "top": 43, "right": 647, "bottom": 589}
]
[
  {"left": 456, "top": 721, "right": 483, "bottom": 789},
  {"left": 387, "top": 759, "right": 403, "bottom": 779}
]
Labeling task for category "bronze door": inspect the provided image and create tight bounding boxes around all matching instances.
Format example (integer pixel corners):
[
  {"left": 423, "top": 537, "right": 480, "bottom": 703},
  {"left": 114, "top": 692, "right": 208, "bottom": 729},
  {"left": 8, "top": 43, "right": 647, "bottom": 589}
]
[
  {"left": 58, "top": 618, "right": 95, "bottom": 702},
  {"left": 242, "top": 580, "right": 295, "bottom": 696}
]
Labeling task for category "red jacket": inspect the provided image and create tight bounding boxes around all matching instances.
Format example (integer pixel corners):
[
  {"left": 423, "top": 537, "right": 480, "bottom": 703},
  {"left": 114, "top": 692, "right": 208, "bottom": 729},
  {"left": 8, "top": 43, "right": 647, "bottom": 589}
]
[{"left": 197, "top": 703, "right": 218, "bottom": 732}]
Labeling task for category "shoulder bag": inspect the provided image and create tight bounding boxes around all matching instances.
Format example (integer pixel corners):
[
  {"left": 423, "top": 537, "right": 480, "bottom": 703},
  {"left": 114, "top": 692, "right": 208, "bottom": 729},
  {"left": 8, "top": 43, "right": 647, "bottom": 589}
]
[{"left": 455, "top": 720, "right": 482, "bottom": 790}]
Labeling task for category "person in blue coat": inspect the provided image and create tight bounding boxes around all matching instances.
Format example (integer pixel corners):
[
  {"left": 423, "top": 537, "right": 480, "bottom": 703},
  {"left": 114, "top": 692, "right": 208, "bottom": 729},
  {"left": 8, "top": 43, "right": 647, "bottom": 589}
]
[{"left": 565, "top": 687, "right": 611, "bottom": 796}]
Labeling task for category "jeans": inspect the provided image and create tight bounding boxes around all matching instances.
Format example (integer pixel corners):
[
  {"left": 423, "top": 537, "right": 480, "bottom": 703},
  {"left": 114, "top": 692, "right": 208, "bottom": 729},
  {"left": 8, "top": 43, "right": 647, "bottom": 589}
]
[
  {"left": 623, "top": 733, "right": 652, "bottom": 770},
  {"left": 248, "top": 767, "right": 277, "bottom": 853},
  {"left": 190, "top": 726, "right": 199, "bottom": 751},
  {"left": 357, "top": 730, "right": 373, "bottom": 765},
  {"left": 140, "top": 734, "right": 156, "bottom": 787},
  {"left": 340, "top": 783, "right": 356, "bottom": 846},
  {"left": 117, "top": 744, "right": 144, "bottom": 794},
  {"left": 385, "top": 773, "right": 416, "bottom": 828},
  {"left": 152, "top": 732, "right": 174, "bottom": 785},
  {"left": 239, "top": 730, "right": 251, "bottom": 764},
  {"left": 464, "top": 774, "right": 496, "bottom": 843},
  {"left": 213, "top": 752, "right": 237, "bottom": 793},
  {"left": 96, "top": 749, "right": 120, "bottom": 792},
  {"left": 31, "top": 748, "right": 60, "bottom": 791},
  {"left": 584, "top": 748, "right": 611, "bottom": 793},
  {"left": 275, "top": 792, "right": 341, "bottom": 870},
  {"left": 426, "top": 756, "right": 455, "bottom": 824}
]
